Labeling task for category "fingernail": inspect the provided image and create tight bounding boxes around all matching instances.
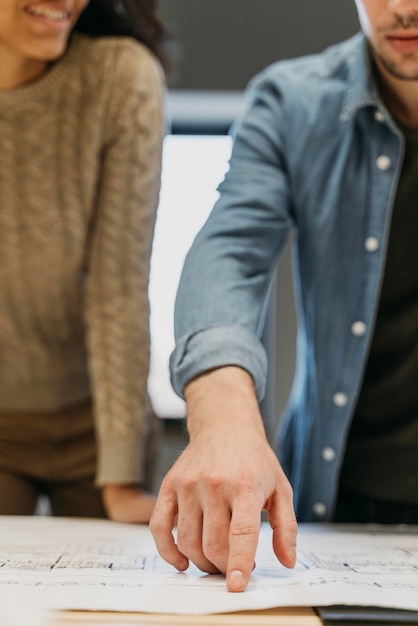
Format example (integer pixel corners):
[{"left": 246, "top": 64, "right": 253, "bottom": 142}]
[
  {"left": 290, "top": 545, "right": 297, "bottom": 566},
  {"left": 228, "top": 570, "right": 245, "bottom": 591}
]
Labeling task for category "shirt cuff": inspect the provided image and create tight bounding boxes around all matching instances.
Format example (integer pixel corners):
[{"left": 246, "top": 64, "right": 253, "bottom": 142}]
[{"left": 170, "top": 324, "right": 268, "bottom": 401}]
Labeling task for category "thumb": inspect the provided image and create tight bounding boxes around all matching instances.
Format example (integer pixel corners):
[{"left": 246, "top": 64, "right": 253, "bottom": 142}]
[{"left": 267, "top": 486, "right": 298, "bottom": 568}]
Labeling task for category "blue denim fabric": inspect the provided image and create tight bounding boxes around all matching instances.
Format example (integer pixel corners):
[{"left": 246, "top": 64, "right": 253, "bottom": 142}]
[{"left": 169, "top": 34, "right": 405, "bottom": 522}]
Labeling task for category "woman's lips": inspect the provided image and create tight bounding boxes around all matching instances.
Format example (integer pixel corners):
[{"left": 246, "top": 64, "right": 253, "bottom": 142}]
[{"left": 24, "top": 3, "right": 72, "bottom": 28}]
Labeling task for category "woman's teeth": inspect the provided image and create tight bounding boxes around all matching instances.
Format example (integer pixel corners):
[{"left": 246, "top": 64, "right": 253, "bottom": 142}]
[{"left": 27, "top": 6, "right": 70, "bottom": 21}]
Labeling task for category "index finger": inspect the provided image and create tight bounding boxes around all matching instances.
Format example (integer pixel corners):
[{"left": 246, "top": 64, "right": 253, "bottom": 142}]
[{"left": 226, "top": 495, "right": 261, "bottom": 592}]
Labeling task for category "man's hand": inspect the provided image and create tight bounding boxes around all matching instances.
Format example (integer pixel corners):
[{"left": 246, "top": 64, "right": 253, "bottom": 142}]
[
  {"left": 102, "top": 484, "right": 156, "bottom": 524},
  {"left": 150, "top": 366, "right": 297, "bottom": 592}
]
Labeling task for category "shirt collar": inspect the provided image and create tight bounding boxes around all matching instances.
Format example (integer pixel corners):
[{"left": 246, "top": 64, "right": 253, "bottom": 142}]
[{"left": 329, "top": 33, "right": 386, "bottom": 122}]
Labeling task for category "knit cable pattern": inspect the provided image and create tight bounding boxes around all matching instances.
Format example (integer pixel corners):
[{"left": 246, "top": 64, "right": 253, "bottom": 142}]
[{"left": 0, "top": 35, "right": 165, "bottom": 484}]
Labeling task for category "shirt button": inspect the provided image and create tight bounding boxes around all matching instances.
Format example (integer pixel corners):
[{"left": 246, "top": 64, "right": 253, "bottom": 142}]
[
  {"left": 365, "top": 236, "right": 379, "bottom": 252},
  {"left": 374, "top": 110, "right": 385, "bottom": 122},
  {"left": 312, "top": 502, "right": 327, "bottom": 517},
  {"left": 322, "top": 447, "right": 336, "bottom": 462},
  {"left": 333, "top": 392, "right": 348, "bottom": 407},
  {"left": 351, "top": 321, "right": 367, "bottom": 336},
  {"left": 376, "top": 155, "right": 391, "bottom": 170}
]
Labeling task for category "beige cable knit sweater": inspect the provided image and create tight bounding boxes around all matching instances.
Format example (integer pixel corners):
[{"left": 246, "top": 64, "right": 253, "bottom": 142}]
[{"left": 0, "top": 33, "right": 164, "bottom": 485}]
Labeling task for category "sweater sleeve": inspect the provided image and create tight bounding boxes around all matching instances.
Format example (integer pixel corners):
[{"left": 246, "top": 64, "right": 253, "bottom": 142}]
[{"left": 84, "top": 41, "right": 165, "bottom": 486}]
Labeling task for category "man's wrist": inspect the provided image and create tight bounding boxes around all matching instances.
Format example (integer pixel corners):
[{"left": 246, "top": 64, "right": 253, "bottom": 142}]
[{"left": 184, "top": 366, "right": 266, "bottom": 440}]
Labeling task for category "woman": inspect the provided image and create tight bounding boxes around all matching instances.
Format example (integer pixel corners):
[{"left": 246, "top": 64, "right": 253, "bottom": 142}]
[{"left": 0, "top": 0, "right": 170, "bottom": 522}]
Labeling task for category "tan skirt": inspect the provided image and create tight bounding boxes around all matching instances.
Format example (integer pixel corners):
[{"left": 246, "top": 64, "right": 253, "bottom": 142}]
[{"left": 0, "top": 400, "right": 106, "bottom": 517}]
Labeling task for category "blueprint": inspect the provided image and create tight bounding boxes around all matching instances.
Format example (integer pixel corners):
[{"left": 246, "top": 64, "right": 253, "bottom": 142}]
[{"left": 0, "top": 517, "right": 417, "bottom": 615}]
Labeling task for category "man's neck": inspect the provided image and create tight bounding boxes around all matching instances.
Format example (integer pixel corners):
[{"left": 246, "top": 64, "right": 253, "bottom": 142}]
[{"left": 374, "top": 60, "right": 418, "bottom": 130}]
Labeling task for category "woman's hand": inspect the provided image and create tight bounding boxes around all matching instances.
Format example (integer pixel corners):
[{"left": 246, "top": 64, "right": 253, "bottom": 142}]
[{"left": 102, "top": 484, "right": 156, "bottom": 524}]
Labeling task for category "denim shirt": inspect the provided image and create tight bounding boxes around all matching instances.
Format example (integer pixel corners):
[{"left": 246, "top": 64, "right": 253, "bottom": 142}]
[{"left": 170, "top": 34, "right": 405, "bottom": 522}]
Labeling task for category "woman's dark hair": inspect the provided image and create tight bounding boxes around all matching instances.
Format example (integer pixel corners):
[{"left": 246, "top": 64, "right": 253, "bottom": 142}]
[{"left": 74, "top": 0, "right": 173, "bottom": 73}]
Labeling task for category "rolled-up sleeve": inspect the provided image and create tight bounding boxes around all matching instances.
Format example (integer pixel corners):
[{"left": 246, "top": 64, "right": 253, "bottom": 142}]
[
  {"left": 170, "top": 324, "right": 268, "bottom": 400},
  {"left": 170, "top": 73, "right": 295, "bottom": 400}
]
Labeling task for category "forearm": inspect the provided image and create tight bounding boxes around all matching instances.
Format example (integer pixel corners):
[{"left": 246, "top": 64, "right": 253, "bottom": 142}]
[{"left": 184, "top": 366, "right": 267, "bottom": 441}]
